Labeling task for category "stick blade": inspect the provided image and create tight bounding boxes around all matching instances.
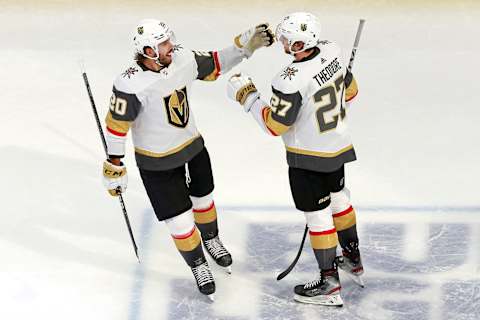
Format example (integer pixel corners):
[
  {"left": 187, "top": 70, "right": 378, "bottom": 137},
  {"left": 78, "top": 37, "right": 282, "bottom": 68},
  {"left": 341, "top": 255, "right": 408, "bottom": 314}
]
[{"left": 276, "top": 225, "right": 308, "bottom": 281}]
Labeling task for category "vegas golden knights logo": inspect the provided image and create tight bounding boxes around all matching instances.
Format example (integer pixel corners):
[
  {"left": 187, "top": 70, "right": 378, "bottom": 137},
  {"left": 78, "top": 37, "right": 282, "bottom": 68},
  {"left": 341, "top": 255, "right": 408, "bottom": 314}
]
[{"left": 164, "top": 87, "right": 190, "bottom": 128}]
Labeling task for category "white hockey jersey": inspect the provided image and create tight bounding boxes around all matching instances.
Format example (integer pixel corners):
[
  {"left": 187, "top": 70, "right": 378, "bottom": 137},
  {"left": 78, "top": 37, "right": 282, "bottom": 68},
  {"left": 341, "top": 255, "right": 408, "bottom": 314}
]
[
  {"left": 251, "top": 40, "right": 359, "bottom": 172},
  {"left": 105, "top": 44, "right": 245, "bottom": 170}
]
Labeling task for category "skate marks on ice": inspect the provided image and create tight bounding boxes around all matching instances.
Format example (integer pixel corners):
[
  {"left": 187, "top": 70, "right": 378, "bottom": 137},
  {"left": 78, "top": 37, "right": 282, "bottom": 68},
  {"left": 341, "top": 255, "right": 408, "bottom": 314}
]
[
  {"left": 3, "top": 147, "right": 478, "bottom": 319},
  {"left": 160, "top": 212, "right": 479, "bottom": 320}
]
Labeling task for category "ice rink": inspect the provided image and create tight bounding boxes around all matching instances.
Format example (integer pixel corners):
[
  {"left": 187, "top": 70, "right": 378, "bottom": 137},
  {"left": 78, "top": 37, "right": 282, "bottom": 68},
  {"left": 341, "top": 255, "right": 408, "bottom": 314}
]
[{"left": 1, "top": 0, "right": 479, "bottom": 319}]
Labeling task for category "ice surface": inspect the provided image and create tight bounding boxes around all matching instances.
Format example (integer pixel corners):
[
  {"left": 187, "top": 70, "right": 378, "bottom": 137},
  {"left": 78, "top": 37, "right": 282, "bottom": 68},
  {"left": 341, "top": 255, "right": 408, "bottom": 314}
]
[{"left": 0, "top": 1, "right": 479, "bottom": 319}]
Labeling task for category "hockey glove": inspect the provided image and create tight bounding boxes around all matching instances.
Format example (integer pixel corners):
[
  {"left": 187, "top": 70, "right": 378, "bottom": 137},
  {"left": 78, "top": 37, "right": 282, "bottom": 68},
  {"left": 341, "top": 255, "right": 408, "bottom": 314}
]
[
  {"left": 227, "top": 73, "right": 260, "bottom": 112},
  {"left": 103, "top": 160, "right": 128, "bottom": 196},
  {"left": 234, "top": 23, "right": 275, "bottom": 57}
]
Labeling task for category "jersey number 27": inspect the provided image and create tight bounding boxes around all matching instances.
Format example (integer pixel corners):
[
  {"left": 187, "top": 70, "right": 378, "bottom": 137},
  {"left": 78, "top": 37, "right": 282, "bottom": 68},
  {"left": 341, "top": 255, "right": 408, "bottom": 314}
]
[{"left": 314, "top": 75, "right": 346, "bottom": 133}]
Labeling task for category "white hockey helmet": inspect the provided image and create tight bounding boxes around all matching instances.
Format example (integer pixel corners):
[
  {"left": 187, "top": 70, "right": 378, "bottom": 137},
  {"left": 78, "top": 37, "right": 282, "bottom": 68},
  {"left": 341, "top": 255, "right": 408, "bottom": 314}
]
[
  {"left": 275, "top": 12, "right": 321, "bottom": 54},
  {"left": 133, "top": 19, "right": 176, "bottom": 59}
]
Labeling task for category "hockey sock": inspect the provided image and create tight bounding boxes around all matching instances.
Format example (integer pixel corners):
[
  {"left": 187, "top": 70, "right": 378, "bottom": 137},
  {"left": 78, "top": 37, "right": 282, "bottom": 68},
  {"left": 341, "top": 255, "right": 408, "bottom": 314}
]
[
  {"left": 332, "top": 205, "right": 358, "bottom": 249},
  {"left": 304, "top": 209, "right": 339, "bottom": 270},
  {"left": 310, "top": 229, "right": 339, "bottom": 270},
  {"left": 172, "top": 226, "right": 206, "bottom": 267},
  {"left": 191, "top": 194, "right": 218, "bottom": 240}
]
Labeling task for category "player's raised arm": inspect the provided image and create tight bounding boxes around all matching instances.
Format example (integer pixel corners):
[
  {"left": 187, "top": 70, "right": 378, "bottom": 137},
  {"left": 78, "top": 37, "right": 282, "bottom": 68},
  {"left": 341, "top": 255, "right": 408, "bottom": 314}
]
[
  {"left": 193, "top": 24, "right": 274, "bottom": 81},
  {"left": 227, "top": 74, "right": 302, "bottom": 136}
]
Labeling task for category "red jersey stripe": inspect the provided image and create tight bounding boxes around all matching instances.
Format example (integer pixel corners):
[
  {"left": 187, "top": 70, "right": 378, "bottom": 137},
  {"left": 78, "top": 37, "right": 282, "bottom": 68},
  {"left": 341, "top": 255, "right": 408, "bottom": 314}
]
[
  {"left": 213, "top": 51, "right": 221, "bottom": 77},
  {"left": 107, "top": 127, "right": 127, "bottom": 137}
]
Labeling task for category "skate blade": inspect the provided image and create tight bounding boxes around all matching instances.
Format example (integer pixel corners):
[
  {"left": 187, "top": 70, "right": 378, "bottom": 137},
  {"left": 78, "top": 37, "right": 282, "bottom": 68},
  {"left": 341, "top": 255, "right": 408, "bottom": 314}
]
[
  {"left": 293, "top": 293, "right": 344, "bottom": 306},
  {"left": 224, "top": 266, "right": 232, "bottom": 274},
  {"left": 342, "top": 271, "right": 365, "bottom": 288},
  {"left": 354, "top": 275, "right": 365, "bottom": 288},
  {"left": 207, "top": 293, "right": 215, "bottom": 302}
]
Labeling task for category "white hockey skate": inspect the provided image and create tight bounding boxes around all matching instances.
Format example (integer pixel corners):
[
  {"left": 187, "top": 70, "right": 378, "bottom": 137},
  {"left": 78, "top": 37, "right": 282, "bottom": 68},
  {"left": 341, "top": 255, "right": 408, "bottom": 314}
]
[
  {"left": 293, "top": 268, "right": 343, "bottom": 307},
  {"left": 203, "top": 236, "right": 232, "bottom": 274}
]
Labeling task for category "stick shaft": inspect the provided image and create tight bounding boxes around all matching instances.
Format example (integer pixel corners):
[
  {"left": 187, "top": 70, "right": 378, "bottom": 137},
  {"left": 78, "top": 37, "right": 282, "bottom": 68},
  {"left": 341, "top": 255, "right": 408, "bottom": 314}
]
[
  {"left": 81, "top": 69, "right": 139, "bottom": 262},
  {"left": 347, "top": 19, "right": 366, "bottom": 72}
]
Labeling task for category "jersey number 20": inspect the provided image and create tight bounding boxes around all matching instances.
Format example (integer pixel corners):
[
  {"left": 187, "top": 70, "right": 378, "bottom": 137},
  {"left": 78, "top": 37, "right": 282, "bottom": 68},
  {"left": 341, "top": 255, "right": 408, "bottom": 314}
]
[
  {"left": 314, "top": 75, "right": 345, "bottom": 133},
  {"left": 110, "top": 93, "right": 127, "bottom": 116}
]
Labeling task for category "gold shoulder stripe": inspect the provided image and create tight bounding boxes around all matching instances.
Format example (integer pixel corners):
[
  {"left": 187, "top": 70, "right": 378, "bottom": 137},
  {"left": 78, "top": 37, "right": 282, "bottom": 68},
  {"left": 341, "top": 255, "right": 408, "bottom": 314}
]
[
  {"left": 105, "top": 112, "right": 131, "bottom": 134},
  {"left": 135, "top": 135, "right": 201, "bottom": 158},
  {"left": 262, "top": 108, "right": 290, "bottom": 135},
  {"left": 286, "top": 144, "right": 353, "bottom": 158}
]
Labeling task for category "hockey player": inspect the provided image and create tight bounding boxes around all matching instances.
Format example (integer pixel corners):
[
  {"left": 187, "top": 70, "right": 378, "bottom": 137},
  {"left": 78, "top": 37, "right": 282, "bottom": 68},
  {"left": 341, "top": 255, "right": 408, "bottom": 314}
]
[
  {"left": 227, "top": 12, "right": 363, "bottom": 306},
  {"left": 102, "top": 19, "right": 274, "bottom": 300}
]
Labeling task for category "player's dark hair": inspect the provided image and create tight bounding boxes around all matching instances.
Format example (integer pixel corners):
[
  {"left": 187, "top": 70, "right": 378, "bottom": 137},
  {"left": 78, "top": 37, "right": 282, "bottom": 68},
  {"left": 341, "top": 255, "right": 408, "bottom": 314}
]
[{"left": 134, "top": 52, "right": 145, "bottom": 62}]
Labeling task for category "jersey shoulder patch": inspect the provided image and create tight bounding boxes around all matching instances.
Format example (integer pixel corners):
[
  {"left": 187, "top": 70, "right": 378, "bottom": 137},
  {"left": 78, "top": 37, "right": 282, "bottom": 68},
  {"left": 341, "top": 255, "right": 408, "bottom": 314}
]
[
  {"left": 272, "top": 63, "right": 307, "bottom": 95},
  {"left": 113, "top": 63, "right": 157, "bottom": 94}
]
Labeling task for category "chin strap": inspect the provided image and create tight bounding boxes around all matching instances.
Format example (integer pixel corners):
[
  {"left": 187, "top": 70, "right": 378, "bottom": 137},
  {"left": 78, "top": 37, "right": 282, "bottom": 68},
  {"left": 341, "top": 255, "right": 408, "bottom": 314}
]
[{"left": 141, "top": 53, "right": 165, "bottom": 68}]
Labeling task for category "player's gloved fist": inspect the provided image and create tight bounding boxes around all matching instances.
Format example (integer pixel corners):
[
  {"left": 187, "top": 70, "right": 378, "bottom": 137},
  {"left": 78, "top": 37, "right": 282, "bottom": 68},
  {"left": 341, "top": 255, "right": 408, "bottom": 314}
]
[
  {"left": 102, "top": 159, "right": 128, "bottom": 196},
  {"left": 234, "top": 23, "right": 275, "bottom": 57},
  {"left": 227, "top": 73, "right": 260, "bottom": 112}
]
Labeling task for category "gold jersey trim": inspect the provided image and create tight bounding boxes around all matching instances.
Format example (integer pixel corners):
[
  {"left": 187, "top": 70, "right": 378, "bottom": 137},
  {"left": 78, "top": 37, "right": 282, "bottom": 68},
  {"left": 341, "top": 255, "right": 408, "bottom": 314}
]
[
  {"left": 135, "top": 135, "right": 201, "bottom": 158},
  {"left": 286, "top": 144, "right": 354, "bottom": 158},
  {"left": 105, "top": 112, "right": 131, "bottom": 134},
  {"left": 263, "top": 107, "right": 290, "bottom": 135},
  {"left": 203, "top": 68, "right": 220, "bottom": 81},
  {"left": 346, "top": 77, "right": 359, "bottom": 102}
]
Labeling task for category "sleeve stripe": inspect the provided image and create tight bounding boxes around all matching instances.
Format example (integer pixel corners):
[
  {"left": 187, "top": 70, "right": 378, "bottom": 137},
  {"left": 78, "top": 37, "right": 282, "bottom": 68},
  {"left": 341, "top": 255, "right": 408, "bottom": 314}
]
[
  {"left": 213, "top": 51, "right": 221, "bottom": 76},
  {"left": 262, "top": 107, "right": 280, "bottom": 136},
  {"left": 346, "top": 90, "right": 358, "bottom": 102},
  {"left": 107, "top": 126, "right": 127, "bottom": 137},
  {"left": 345, "top": 76, "right": 359, "bottom": 102}
]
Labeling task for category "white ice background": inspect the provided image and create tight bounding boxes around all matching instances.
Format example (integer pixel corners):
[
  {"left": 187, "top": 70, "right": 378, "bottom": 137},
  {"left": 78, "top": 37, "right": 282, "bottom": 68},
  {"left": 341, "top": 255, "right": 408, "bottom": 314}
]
[{"left": 0, "top": 1, "right": 479, "bottom": 319}]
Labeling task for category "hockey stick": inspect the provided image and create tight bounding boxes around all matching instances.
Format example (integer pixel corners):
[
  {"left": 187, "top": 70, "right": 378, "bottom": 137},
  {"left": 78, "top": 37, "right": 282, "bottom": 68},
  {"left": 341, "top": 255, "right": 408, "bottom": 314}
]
[
  {"left": 79, "top": 62, "right": 140, "bottom": 263},
  {"left": 276, "top": 225, "right": 308, "bottom": 280},
  {"left": 276, "top": 19, "right": 366, "bottom": 281}
]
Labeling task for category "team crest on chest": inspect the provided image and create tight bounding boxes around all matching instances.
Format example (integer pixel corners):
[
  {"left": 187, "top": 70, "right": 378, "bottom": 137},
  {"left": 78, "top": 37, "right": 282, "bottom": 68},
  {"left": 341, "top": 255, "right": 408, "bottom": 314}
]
[
  {"left": 164, "top": 87, "right": 190, "bottom": 128},
  {"left": 281, "top": 66, "right": 299, "bottom": 80}
]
